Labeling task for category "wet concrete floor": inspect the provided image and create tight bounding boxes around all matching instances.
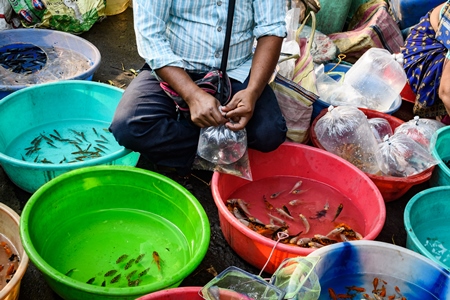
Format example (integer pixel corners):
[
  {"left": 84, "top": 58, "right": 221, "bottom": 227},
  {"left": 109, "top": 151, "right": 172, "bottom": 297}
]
[{"left": 0, "top": 7, "right": 429, "bottom": 299}]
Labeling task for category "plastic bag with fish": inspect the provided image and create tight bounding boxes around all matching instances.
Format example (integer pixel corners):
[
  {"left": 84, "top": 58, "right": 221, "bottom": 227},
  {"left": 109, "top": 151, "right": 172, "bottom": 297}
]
[
  {"left": 314, "top": 105, "right": 380, "bottom": 174},
  {"left": 270, "top": 256, "right": 321, "bottom": 300},
  {"left": 376, "top": 133, "right": 438, "bottom": 177},
  {"left": 200, "top": 266, "right": 285, "bottom": 300},
  {"left": 394, "top": 116, "right": 446, "bottom": 150},
  {"left": 368, "top": 117, "right": 393, "bottom": 143}
]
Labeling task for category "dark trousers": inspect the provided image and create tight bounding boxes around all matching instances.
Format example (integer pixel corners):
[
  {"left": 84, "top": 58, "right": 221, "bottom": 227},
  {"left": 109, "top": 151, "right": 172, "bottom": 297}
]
[{"left": 109, "top": 66, "right": 287, "bottom": 173}]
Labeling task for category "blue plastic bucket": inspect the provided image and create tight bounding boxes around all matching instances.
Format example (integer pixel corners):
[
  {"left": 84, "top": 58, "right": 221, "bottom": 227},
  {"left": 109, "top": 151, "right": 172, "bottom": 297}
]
[
  {"left": 0, "top": 28, "right": 101, "bottom": 100},
  {"left": 404, "top": 186, "right": 450, "bottom": 271},
  {"left": 430, "top": 126, "right": 450, "bottom": 187},
  {"left": 0, "top": 80, "right": 139, "bottom": 193}
]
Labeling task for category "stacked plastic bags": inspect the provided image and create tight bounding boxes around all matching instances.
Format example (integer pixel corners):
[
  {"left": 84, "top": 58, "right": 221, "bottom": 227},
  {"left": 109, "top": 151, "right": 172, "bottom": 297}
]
[{"left": 314, "top": 106, "right": 442, "bottom": 177}]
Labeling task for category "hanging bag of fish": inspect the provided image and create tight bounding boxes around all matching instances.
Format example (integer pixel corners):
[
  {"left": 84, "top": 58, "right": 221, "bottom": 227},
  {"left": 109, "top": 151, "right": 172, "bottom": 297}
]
[
  {"left": 393, "top": 116, "right": 446, "bottom": 150},
  {"left": 375, "top": 134, "right": 439, "bottom": 177},
  {"left": 195, "top": 112, "right": 252, "bottom": 180},
  {"left": 314, "top": 105, "right": 380, "bottom": 174}
]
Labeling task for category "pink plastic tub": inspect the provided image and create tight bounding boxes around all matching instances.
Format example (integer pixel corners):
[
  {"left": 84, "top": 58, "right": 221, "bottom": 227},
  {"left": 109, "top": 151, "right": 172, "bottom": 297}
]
[
  {"left": 137, "top": 287, "right": 203, "bottom": 300},
  {"left": 211, "top": 142, "right": 386, "bottom": 274}
]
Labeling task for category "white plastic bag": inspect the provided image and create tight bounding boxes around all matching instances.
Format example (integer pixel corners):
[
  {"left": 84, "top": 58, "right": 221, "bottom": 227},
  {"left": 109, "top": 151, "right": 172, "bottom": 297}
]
[{"left": 394, "top": 116, "right": 446, "bottom": 150}]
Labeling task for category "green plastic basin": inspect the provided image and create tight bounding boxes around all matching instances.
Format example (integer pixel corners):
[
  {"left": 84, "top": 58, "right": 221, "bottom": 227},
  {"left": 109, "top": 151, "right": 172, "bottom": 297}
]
[{"left": 20, "top": 165, "right": 210, "bottom": 300}]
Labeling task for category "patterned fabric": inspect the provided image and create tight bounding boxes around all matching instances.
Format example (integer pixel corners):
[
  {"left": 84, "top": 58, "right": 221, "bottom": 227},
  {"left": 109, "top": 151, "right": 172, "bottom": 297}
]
[
  {"left": 133, "top": 0, "right": 286, "bottom": 83},
  {"left": 402, "top": 9, "right": 448, "bottom": 118}
]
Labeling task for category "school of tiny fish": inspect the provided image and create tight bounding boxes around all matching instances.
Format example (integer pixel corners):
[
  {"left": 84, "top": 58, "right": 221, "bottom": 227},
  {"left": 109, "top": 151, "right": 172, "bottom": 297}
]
[
  {"left": 64, "top": 251, "right": 162, "bottom": 287},
  {"left": 328, "top": 277, "right": 408, "bottom": 300},
  {"left": 21, "top": 127, "right": 112, "bottom": 164},
  {"left": 226, "top": 180, "right": 363, "bottom": 248}
]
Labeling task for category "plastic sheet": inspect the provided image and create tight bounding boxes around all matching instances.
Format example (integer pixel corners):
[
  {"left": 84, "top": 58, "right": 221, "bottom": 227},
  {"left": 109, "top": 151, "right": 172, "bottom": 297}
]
[
  {"left": 376, "top": 134, "right": 439, "bottom": 177},
  {"left": 314, "top": 105, "right": 380, "bottom": 174}
]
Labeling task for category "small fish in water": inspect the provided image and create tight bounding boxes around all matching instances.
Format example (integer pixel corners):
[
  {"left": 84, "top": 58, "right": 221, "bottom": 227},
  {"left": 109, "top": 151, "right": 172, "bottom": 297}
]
[
  {"left": 268, "top": 213, "right": 287, "bottom": 227},
  {"left": 138, "top": 267, "right": 150, "bottom": 278},
  {"left": 135, "top": 253, "right": 145, "bottom": 264},
  {"left": 153, "top": 251, "right": 161, "bottom": 271},
  {"left": 288, "top": 180, "right": 302, "bottom": 194},
  {"left": 110, "top": 274, "right": 121, "bottom": 284},
  {"left": 125, "top": 258, "right": 136, "bottom": 270},
  {"left": 275, "top": 207, "right": 295, "bottom": 220},
  {"left": 86, "top": 277, "right": 95, "bottom": 284},
  {"left": 288, "top": 199, "right": 302, "bottom": 206},
  {"left": 128, "top": 279, "right": 141, "bottom": 287},
  {"left": 116, "top": 254, "right": 128, "bottom": 264},
  {"left": 282, "top": 205, "right": 292, "bottom": 217},
  {"left": 65, "top": 268, "right": 76, "bottom": 277},
  {"left": 236, "top": 199, "right": 252, "bottom": 217},
  {"left": 263, "top": 195, "right": 274, "bottom": 210},
  {"left": 331, "top": 203, "right": 344, "bottom": 222},
  {"left": 299, "top": 213, "right": 310, "bottom": 233},
  {"left": 270, "top": 190, "right": 285, "bottom": 199},
  {"left": 104, "top": 270, "right": 117, "bottom": 277},
  {"left": 126, "top": 270, "right": 137, "bottom": 280},
  {"left": 310, "top": 201, "right": 330, "bottom": 219}
]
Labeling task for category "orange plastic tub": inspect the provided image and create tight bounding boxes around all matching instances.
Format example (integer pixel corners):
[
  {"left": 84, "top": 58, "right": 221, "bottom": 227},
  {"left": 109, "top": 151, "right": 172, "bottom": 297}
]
[
  {"left": 310, "top": 107, "right": 434, "bottom": 202},
  {"left": 211, "top": 142, "right": 385, "bottom": 274}
]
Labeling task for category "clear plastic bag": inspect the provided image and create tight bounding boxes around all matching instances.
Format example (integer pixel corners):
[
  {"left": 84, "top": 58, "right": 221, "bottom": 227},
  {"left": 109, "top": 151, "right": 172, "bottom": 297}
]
[
  {"left": 270, "top": 257, "right": 321, "bottom": 300},
  {"left": 195, "top": 121, "right": 252, "bottom": 180},
  {"left": 368, "top": 117, "right": 393, "bottom": 143},
  {"left": 376, "top": 133, "right": 439, "bottom": 177},
  {"left": 200, "top": 266, "right": 285, "bottom": 300},
  {"left": 394, "top": 116, "right": 446, "bottom": 150},
  {"left": 314, "top": 105, "right": 380, "bottom": 174},
  {"left": 315, "top": 64, "right": 371, "bottom": 108},
  {"left": 197, "top": 125, "right": 247, "bottom": 165}
]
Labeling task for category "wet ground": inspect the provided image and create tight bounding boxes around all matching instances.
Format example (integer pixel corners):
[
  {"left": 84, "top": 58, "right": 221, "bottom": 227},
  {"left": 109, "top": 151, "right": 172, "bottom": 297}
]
[{"left": 0, "top": 7, "right": 430, "bottom": 299}]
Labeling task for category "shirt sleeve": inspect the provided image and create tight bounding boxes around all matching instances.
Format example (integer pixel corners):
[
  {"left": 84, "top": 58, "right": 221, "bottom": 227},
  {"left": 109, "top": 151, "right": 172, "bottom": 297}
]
[
  {"left": 252, "top": 0, "right": 287, "bottom": 40},
  {"left": 133, "top": 0, "right": 185, "bottom": 70}
]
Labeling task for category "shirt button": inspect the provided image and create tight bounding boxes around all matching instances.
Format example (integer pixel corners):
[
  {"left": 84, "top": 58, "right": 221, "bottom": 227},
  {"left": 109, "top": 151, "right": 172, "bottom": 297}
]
[
  {"left": 217, "top": 26, "right": 222, "bottom": 32},
  {"left": 217, "top": 1, "right": 222, "bottom": 5},
  {"left": 215, "top": 53, "right": 220, "bottom": 58}
]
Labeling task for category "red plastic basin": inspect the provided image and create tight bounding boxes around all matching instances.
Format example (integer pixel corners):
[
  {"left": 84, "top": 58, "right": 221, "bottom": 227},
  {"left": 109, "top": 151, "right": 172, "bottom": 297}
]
[
  {"left": 211, "top": 142, "right": 386, "bottom": 274},
  {"left": 137, "top": 287, "right": 203, "bottom": 300},
  {"left": 310, "top": 107, "right": 434, "bottom": 202}
]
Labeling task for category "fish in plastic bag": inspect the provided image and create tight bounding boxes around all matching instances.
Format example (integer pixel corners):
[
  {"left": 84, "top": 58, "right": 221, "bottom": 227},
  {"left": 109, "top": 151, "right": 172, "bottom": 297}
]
[
  {"left": 368, "top": 117, "right": 393, "bottom": 143},
  {"left": 376, "top": 133, "right": 439, "bottom": 177},
  {"left": 394, "top": 116, "right": 446, "bottom": 150}
]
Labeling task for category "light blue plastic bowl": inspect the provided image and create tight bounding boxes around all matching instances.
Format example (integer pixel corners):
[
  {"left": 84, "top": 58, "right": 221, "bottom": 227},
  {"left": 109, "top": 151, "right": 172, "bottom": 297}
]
[
  {"left": 0, "top": 80, "right": 140, "bottom": 193},
  {"left": 404, "top": 186, "right": 450, "bottom": 271},
  {"left": 307, "top": 240, "right": 450, "bottom": 299},
  {"left": 0, "top": 28, "right": 101, "bottom": 100},
  {"left": 430, "top": 126, "right": 450, "bottom": 187}
]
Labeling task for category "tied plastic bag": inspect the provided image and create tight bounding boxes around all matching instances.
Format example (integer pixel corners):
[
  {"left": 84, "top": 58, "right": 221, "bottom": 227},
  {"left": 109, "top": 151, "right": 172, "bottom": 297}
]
[
  {"left": 394, "top": 116, "right": 446, "bottom": 150},
  {"left": 376, "top": 134, "right": 439, "bottom": 177},
  {"left": 314, "top": 105, "right": 380, "bottom": 174},
  {"left": 195, "top": 119, "right": 252, "bottom": 181},
  {"left": 368, "top": 117, "right": 393, "bottom": 143},
  {"left": 270, "top": 257, "right": 321, "bottom": 300},
  {"left": 200, "top": 266, "right": 286, "bottom": 300}
]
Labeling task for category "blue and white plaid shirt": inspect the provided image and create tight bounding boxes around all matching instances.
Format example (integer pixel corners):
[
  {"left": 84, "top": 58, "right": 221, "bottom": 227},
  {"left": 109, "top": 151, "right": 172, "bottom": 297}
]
[{"left": 133, "top": 0, "right": 286, "bottom": 82}]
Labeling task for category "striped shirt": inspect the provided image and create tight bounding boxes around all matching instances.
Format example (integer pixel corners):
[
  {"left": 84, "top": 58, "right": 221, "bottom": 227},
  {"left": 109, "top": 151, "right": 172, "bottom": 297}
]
[{"left": 133, "top": 0, "right": 286, "bottom": 82}]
